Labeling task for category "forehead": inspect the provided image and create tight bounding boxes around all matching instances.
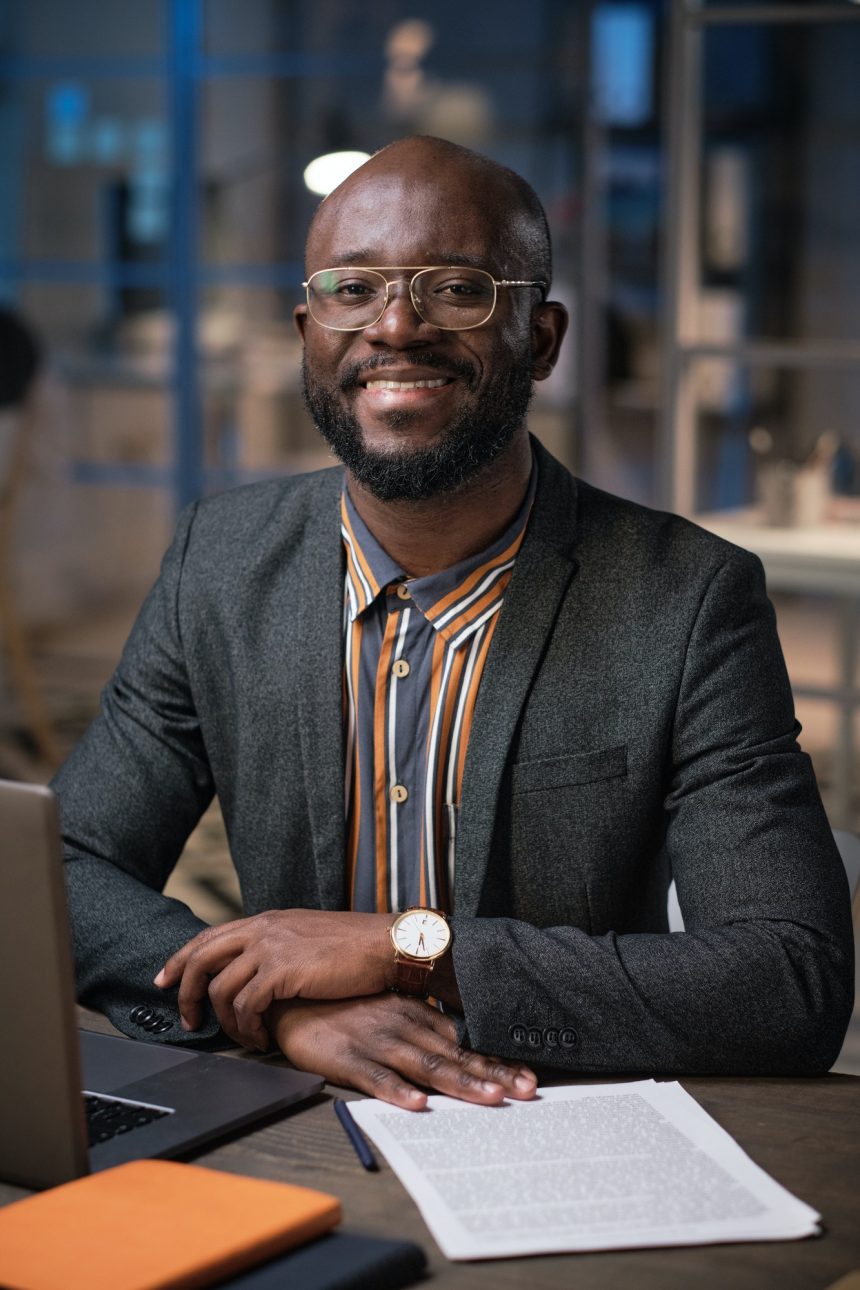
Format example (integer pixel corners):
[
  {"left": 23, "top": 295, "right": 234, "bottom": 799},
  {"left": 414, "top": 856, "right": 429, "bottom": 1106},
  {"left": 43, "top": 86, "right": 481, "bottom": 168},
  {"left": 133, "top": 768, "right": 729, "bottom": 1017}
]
[{"left": 306, "top": 165, "right": 526, "bottom": 276}]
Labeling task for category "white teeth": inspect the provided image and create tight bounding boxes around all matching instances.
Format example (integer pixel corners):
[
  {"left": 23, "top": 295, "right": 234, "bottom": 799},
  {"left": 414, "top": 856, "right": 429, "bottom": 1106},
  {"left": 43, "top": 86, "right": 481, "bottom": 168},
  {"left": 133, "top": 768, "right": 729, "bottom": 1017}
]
[{"left": 365, "top": 378, "right": 448, "bottom": 391}]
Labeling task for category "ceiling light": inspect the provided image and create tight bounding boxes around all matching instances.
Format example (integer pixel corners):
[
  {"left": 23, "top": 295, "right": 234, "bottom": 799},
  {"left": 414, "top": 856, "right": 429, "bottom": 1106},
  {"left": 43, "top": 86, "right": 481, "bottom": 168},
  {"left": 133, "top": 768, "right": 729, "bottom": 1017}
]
[{"left": 303, "top": 150, "right": 371, "bottom": 197}]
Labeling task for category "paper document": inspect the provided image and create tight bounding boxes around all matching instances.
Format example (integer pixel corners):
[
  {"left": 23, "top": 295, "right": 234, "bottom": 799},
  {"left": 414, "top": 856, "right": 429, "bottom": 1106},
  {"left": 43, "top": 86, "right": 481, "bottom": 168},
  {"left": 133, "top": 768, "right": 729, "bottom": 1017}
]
[{"left": 349, "top": 1080, "right": 820, "bottom": 1261}]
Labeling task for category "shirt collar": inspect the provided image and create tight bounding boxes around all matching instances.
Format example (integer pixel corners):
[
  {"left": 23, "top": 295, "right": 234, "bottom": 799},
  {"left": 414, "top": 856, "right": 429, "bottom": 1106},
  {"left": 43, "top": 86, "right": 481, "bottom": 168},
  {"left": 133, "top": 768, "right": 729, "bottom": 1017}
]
[
  {"left": 341, "top": 492, "right": 399, "bottom": 619},
  {"left": 341, "top": 455, "right": 537, "bottom": 646}
]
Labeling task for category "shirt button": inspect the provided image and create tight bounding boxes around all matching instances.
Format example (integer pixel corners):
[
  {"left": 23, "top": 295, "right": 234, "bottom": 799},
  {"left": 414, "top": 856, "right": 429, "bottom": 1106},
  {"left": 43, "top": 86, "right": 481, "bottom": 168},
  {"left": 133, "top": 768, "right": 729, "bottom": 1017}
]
[
  {"left": 392, "top": 658, "right": 410, "bottom": 678},
  {"left": 390, "top": 784, "right": 409, "bottom": 803},
  {"left": 395, "top": 584, "right": 411, "bottom": 600}
]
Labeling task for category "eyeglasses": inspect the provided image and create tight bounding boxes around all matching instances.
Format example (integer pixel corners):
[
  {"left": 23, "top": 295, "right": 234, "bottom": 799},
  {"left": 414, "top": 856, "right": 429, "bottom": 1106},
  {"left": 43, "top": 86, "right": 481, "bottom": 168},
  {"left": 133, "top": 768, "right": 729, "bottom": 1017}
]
[{"left": 302, "top": 265, "right": 548, "bottom": 332}]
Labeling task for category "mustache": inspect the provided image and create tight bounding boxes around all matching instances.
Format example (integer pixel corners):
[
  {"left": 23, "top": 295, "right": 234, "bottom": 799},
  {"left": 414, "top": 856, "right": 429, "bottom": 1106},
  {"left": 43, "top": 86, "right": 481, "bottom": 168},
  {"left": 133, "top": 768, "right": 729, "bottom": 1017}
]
[{"left": 339, "top": 351, "right": 476, "bottom": 392}]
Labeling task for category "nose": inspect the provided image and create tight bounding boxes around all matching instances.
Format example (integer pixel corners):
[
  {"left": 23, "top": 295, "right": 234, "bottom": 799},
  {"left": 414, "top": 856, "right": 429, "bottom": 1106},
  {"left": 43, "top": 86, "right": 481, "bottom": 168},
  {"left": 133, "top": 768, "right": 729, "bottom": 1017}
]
[{"left": 360, "top": 278, "right": 439, "bottom": 346}]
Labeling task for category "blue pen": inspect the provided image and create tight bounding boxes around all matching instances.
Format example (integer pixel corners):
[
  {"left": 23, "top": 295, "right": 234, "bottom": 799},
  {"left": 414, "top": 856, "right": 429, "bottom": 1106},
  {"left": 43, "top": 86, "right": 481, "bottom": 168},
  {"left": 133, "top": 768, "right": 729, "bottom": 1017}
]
[{"left": 334, "top": 1098, "right": 378, "bottom": 1172}]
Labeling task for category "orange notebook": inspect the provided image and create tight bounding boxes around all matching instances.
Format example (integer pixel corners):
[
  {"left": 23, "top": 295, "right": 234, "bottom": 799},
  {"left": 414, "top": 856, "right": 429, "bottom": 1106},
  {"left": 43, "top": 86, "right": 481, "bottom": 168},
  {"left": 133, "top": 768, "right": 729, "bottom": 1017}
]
[{"left": 0, "top": 1159, "right": 341, "bottom": 1290}]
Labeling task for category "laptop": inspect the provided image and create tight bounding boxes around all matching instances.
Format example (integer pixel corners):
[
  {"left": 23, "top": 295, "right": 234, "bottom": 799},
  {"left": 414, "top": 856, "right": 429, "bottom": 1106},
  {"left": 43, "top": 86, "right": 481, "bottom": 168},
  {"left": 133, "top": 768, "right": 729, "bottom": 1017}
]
[{"left": 0, "top": 780, "right": 324, "bottom": 1190}]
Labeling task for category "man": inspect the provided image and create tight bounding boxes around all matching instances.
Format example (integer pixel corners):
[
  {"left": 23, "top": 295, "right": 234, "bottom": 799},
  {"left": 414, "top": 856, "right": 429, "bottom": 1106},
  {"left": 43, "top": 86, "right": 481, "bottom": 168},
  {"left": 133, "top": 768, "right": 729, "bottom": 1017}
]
[{"left": 55, "top": 137, "right": 853, "bottom": 1110}]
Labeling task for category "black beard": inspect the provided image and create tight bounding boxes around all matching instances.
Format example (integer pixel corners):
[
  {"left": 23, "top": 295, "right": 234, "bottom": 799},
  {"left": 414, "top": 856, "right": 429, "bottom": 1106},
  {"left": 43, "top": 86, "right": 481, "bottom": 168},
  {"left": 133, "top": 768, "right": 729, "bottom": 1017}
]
[{"left": 301, "top": 349, "right": 534, "bottom": 502}]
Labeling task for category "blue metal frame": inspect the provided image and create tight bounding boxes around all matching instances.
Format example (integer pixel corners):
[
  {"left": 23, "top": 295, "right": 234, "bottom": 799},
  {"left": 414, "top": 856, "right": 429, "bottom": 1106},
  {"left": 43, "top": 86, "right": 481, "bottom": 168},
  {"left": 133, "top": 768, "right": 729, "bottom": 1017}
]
[{"left": 169, "top": 0, "right": 203, "bottom": 508}]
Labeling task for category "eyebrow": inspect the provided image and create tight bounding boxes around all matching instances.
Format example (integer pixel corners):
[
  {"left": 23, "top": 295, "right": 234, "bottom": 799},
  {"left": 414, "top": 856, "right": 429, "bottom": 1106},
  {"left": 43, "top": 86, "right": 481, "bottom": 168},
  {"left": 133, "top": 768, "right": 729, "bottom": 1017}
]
[{"left": 324, "top": 251, "right": 489, "bottom": 270}]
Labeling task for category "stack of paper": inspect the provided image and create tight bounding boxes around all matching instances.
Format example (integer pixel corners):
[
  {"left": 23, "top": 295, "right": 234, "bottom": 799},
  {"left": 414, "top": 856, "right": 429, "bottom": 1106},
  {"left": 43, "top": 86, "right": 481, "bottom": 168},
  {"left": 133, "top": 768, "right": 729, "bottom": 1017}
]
[{"left": 349, "top": 1080, "right": 819, "bottom": 1261}]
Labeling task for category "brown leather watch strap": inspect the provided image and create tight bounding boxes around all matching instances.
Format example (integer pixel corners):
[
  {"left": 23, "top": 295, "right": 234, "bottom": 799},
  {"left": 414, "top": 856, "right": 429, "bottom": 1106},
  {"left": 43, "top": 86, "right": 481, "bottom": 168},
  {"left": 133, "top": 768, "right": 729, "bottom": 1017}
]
[{"left": 392, "top": 956, "right": 435, "bottom": 998}]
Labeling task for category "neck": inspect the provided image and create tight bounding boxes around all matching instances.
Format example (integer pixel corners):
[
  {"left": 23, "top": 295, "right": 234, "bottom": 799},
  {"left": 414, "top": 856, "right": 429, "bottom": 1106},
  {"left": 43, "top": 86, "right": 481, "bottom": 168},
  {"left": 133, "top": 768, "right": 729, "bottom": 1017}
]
[{"left": 346, "top": 431, "right": 533, "bottom": 578}]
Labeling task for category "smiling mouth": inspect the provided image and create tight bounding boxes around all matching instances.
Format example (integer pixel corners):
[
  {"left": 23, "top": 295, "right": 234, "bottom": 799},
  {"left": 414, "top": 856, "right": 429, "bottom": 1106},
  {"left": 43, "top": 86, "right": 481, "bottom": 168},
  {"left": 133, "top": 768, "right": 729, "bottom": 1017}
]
[{"left": 364, "top": 377, "right": 451, "bottom": 391}]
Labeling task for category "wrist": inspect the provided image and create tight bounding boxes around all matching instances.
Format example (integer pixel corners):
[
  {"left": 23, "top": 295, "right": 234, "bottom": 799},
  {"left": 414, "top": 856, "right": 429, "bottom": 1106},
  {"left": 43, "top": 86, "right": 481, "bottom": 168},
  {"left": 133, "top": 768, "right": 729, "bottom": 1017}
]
[{"left": 374, "top": 914, "right": 398, "bottom": 991}]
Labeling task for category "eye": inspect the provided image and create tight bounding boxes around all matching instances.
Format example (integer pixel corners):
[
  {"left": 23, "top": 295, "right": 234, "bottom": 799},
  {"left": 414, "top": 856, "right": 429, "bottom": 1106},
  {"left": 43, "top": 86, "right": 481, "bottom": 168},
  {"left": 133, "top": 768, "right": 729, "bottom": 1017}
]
[
  {"left": 426, "top": 271, "right": 494, "bottom": 304},
  {"left": 312, "top": 271, "right": 383, "bottom": 303},
  {"left": 434, "top": 277, "right": 484, "bottom": 298},
  {"left": 333, "top": 278, "right": 377, "bottom": 299}
]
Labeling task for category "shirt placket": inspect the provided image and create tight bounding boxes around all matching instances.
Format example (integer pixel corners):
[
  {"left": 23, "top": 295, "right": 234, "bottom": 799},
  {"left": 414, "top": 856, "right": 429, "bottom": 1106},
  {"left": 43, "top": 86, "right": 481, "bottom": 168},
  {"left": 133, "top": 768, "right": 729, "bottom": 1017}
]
[{"left": 378, "top": 582, "right": 426, "bottom": 912}]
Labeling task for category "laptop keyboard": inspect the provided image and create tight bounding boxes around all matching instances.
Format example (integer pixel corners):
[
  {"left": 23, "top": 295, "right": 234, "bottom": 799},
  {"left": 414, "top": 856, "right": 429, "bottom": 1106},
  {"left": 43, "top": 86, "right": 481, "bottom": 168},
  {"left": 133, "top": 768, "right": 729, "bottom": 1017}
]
[{"left": 84, "top": 1092, "right": 172, "bottom": 1146}]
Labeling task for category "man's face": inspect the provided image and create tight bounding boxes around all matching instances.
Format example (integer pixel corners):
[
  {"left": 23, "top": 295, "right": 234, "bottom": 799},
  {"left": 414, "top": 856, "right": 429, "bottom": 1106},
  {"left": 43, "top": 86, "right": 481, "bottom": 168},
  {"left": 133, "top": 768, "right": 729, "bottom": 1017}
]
[{"left": 296, "top": 158, "right": 548, "bottom": 501}]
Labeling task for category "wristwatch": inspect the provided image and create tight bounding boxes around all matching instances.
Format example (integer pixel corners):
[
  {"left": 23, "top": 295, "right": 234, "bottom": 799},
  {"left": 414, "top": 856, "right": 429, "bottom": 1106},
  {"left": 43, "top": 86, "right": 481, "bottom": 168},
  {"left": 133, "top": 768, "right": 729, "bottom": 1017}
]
[{"left": 389, "top": 907, "right": 452, "bottom": 998}]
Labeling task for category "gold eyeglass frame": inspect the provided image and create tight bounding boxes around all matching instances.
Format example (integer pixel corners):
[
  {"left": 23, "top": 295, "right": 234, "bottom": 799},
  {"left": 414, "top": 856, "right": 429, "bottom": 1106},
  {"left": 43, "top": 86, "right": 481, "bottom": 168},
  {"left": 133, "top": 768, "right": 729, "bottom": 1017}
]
[{"left": 302, "top": 265, "right": 548, "bottom": 332}]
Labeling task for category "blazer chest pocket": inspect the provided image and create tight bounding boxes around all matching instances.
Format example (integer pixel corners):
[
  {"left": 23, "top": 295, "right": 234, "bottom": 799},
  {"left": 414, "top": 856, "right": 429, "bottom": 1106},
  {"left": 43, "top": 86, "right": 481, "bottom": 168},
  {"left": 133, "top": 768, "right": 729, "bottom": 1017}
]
[
  {"left": 507, "top": 744, "right": 628, "bottom": 930},
  {"left": 511, "top": 744, "right": 627, "bottom": 795}
]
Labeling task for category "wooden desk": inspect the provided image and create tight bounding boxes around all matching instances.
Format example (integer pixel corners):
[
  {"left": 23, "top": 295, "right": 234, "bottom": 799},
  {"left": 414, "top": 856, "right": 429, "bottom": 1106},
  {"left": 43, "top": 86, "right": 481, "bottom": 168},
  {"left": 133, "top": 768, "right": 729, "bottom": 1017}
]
[{"left": 2, "top": 1024, "right": 858, "bottom": 1290}]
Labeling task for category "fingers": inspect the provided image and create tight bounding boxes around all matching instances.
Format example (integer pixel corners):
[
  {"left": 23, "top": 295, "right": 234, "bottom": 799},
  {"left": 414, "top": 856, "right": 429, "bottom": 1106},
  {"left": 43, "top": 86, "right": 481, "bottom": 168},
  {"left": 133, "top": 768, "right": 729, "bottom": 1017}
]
[
  {"left": 207, "top": 966, "right": 286, "bottom": 1051},
  {"left": 175, "top": 942, "right": 243, "bottom": 1031},
  {"left": 381, "top": 1003, "right": 537, "bottom": 1101},
  {"left": 337, "top": 1058, "right": 430, "bottom": 1111},
  {"left": 154, "top": 920, "right": 248, "bottom": 989},
  {"left": 155, "top": 925, "right": 249, "bottom": 1031},
  {"left": 393, "top": 1005, "right": 537, "bottom": 1105},
  {"left": 206, "top": 959, "right": 270, "bottom": 1052},
  {"left": 459, "top": 1050, "right": 537, "bottom": 1101},
  {"left": 270, "top": 996, "right": 538, "bottom": 1112}
]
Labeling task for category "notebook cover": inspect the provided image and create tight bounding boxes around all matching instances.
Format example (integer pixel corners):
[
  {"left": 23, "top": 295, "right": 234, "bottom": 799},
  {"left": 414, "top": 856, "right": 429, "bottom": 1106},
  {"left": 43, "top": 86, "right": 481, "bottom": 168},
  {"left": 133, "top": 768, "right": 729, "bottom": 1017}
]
[
  {"left": 222, "top": 1231, "right": 427, "bottom": 1290},
  {"left": 0, "top": 1159, "right": 341, "bottom": 1290}
]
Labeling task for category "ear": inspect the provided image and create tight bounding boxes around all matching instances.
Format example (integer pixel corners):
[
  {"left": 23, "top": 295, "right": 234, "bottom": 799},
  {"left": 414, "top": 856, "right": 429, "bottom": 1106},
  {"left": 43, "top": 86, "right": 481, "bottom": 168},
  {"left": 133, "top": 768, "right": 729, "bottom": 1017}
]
[
  {"left": 294, "top": 303, "right": 308, "bottom": 345},
  {"left": 530, "top": 301, "right": 568, "bottom": 381}
]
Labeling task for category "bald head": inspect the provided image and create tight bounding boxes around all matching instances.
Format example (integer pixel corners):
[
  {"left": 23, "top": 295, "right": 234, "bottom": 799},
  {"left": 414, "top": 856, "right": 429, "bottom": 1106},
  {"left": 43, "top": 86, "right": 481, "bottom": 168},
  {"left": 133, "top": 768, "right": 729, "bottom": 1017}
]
[{"left": 306, "top": 136, "right": 553, "bottom": 288}]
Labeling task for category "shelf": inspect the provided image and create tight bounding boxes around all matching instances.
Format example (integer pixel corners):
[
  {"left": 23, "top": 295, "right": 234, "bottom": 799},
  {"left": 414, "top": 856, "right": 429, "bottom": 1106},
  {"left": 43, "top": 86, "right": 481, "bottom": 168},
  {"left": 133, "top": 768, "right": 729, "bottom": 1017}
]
[
  {"left": 687, "top": 5, "right": 860, "bottom": 28},
  {"left": 695, "top": 508, "right": 860, "bottom": 594},
  {"left": 679, "top": 340, "right": 860, "bottom": 369}
]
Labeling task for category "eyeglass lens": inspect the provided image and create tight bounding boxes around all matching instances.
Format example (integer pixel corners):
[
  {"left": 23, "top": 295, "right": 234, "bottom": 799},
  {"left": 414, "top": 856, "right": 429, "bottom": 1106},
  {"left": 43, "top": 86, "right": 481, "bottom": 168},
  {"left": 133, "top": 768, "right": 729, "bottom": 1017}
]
[{"left": 307, "top": 267, "right": 497, "bottom": 330}]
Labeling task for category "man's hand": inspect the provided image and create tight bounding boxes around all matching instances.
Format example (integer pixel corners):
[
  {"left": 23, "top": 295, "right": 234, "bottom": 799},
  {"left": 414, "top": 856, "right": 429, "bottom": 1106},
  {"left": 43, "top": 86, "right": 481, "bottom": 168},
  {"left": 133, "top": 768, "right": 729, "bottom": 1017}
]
[
  {"left": 154, "top": 909, "right": 395, "bottom": 1049},
  {"left": 268, "top": 995, "right": 538, "bottom": 1110}
]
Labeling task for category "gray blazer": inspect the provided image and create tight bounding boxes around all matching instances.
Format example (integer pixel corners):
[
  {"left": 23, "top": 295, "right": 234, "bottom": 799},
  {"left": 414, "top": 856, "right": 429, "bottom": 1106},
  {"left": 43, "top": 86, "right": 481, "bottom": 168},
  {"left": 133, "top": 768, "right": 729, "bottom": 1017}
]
[{"left": 54, "top": 439, "right": 854, "bottom": 1073}]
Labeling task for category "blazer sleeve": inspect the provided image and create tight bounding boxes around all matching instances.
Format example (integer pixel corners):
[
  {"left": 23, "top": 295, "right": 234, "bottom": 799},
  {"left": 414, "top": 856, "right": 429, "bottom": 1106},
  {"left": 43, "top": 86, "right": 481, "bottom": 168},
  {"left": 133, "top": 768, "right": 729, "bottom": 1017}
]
[
  {"left": 51, "top": 501, "right": 225, "bottom": 1046},
  {"left": 450, "top": 553, "right": 855, "bottom": 1075}
]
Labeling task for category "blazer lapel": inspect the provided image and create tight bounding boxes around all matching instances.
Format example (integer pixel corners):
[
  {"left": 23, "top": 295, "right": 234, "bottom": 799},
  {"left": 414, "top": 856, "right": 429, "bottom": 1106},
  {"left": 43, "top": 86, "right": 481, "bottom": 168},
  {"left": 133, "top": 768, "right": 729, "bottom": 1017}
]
[
  {"left": 454, "top": 444, "right": 580, "bottom": 916},
  {"left": 296, "top": 471, "right": 348, "bottom": 910}
]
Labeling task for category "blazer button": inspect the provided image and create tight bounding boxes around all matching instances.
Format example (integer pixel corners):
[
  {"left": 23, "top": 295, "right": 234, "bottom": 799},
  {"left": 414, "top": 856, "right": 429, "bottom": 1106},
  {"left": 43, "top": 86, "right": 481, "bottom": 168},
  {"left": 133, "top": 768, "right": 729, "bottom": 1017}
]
[
  {"left": 544, "top": 1027, "right": 559, "bottom": 1048},
  {"left": 559, "top": 1027, "right": 578, "bottom": 1048},
  {"left": 527, "top": 1027, "right": 542, "bottom": 1048},
  {"left": 150, "top": 1020, "right": 172, "bottom": 1034},
  {"left": 142, "top": 1013, "right": 164, "bottom": 1031},
  {"left": 508, "top": 1024, "right": 527, "bottom": 1046},
  {"left": 130, "top": 1006, "right": 154, "bottom": 1025}
]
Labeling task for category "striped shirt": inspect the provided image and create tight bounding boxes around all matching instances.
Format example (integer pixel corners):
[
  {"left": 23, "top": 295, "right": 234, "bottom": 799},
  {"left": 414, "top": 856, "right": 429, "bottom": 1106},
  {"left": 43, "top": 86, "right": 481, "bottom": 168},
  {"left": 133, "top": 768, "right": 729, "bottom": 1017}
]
[{"left": 341, "top": 464, "right": 536, "bottom": 915}]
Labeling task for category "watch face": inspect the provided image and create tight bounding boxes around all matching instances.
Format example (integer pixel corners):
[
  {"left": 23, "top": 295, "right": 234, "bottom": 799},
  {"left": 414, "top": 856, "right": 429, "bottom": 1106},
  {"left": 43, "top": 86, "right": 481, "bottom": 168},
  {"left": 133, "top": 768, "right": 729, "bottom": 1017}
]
[{"left": 392, "top": 910, "right": 451, "bottom": 960}]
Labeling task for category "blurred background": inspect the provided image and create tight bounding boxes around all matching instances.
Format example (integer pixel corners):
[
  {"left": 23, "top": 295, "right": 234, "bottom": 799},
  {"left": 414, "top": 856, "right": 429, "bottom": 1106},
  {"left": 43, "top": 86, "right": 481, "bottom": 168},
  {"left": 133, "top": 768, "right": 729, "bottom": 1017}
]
[{"left": 0, "top": 1, "right": 857, "bottom": 1058}]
